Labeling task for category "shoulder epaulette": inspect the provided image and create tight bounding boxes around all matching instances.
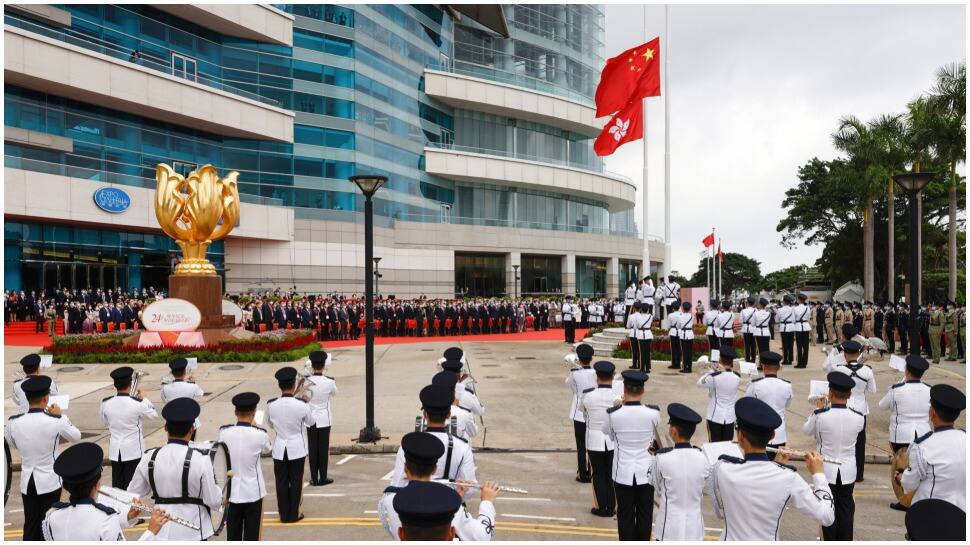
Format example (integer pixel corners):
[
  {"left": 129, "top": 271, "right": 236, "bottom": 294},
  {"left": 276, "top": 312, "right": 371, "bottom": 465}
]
[
  {"left": 718, "top": 454, "right": 744, "bottom": 464},
  {"left": 776, "top": 377, "right": 791, "bottom": 383},
  {"left": 849, "top": 408, "right": 865, "bottom": 417},
  {"left": 93, "top": 502, "right": 117, "bottom": 515},
  {"left": 8, "top": 413, "right": 23, "bottom": 421},
  {"left": 325, "top": 375, "right": 335, "bottom": 381},
  {"left": 657, "top": 447, "right": 673, "bottom": 454},
  {"left": 219, "top": 424, "right": 233, "bottom": 430},
  {"left": 456, "top": 405, "right": 471, "bottom": 412},
  {"left": 774, "top": 462, "right": 797, "bottom": 472},
  {"left": 13, "top": 378, "right": 23, "bottom": 383},
  {"left": 891, "top": 382, "right": 905, "bottom": 389},
  {"left": 914, "top": 431, "right": 933, "bottom": 444},
  {"left": 130, "top": 396, "right": 144, "bottom": 403},
  {"left": 751, "top": 377, "right": 764, "bottom": 383},
  {"left": 582, "top": 387, "right": 595, "bottom": 393},
  {"left": 267, "top": 397, "right": 279, "bottom": 404},
  {"left": 710, "top": 371, "right": 722, "bottom": 377},
  {"left": 46, "top": 412, "right": 62, "bottom": 419},
  {"left": 102, "top": 395, "right": 114, "bottom": 402},
  {"left": 570, "top": 368, "right": 581, "bottom": 372},
  {"left": 144, "top": 446, "right": 160, "bottom": 454},
  {"left": 464, "top": 386, "right": 475, "bottom": 394},
  {"left": 814, "top": 407, "right": 830, "bottom": 415},
  {"left": 606, "top": 405, "right": 621, "bottom": 414},
  {"left": 253, "top": 425, "right": 269, "bottom": 433},
  {"left": 732, "top": 371, "right": 741, "bottom": 377},
  {"left": 51, "top": 501, "right": 70, "bottom": 510},
  {"left": 383, "top": 486, "right": 402, "bottom": 494},
  {"left": 646, "top": 404, "right": 660, "bottom": 411},
  {"left": 454, "top": 434, "right": 469, "bottom": 444}
]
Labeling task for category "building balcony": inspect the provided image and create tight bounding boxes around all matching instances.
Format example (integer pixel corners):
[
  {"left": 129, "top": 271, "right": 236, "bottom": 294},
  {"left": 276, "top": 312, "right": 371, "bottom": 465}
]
[
  {"left": 4, "top": 23, "right": 294, "bottom": 142},
  {"left": 424, "top": 66, "right": 604, "bottom": 138},
  {"left": 424, "top": 144, "right": 636, "bottom": 212},
  {"left": 151, "top": 4, "right": 293, "bottom": 47}
]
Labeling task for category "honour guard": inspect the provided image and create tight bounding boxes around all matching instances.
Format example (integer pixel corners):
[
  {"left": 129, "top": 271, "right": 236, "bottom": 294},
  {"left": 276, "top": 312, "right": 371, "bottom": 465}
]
[
  {"left": 613, "top": 299, "right": 626, "bottom": 328},
  {"left": 777, "top": 295, "right": 795, "bottom": 365},
  {"left": 391, "top": 385, "right": 477, "bottom": 495},
  {"left": 697, "top": 345, "right": 741, "bottom": 442},
  {"left": 5, "top": 375, "right": 81, "bottom": 540},
  {"left": 392, "top": 481, "right": 464, "bottom": 541},
  {"left": 602, "top": 370, "right": 659, "bottom": 540},
  {"left": 640, "top": 277, "right": 656, "bottom": 313},
  {"left": 304, "top": 351, "right": 338, "bottom": 486},
  {"left": 751, "top": 298, "right": 772, "bottom": 362},
  {"left": 676, "top": 301, "right": 695, "bottom": 373},
  {"left": 127, "top": 398, "right": 223, "bottom": 540},
  {"left": 42, "top": 442, "right": 170, "bottom": 540},
  {"left": 100, "top": 366, "right": 157, "bottom": 489},
  {"left": 624, "top": 282, "right": 637, "bottom": 317},
  {"left": 740, "top": 297, "right": 756, "bottom": 362},
  {"left": 160, "top": 358, "right": 204, "bottom": 403},
  {"left": 802, "top": 372, "right": 866, "bottom": 541},
  {"left": 12, "top": 353, "right": 58, "bottom": 414},
  {"left": 793, "top": 293, "right": 811, "bottom": 367},
  {"left": 704, "top": 299, "right": 721, "bottom": 351},
  {"left": 266, "top": 367, "right": 313, "bottom": 522},
  {"left": 582, "top": 361, "right": 623, "bottom": 517},
  {"left": 379, "top": 432, "right": 497, "bottom": 541},
  {"left": 218, "top": 392, "right": 272, "bottom": 541},
  {"left": 562, "top": 295, "right": 578, "bottom": 343},
  {"left": 743, "top": 351, "right": 792, "bottom": 456},
  {"left": 630, "top": 302, "right": 654, "bottom": 372},
  {"left": 898, "top": 384, "right": 966, "bottom": 511},
  {"left": 714, "top": 300, "right": 736, "bottom": 357},
  {"left": 667, "top": 302, "right": 682, "bottom": 370},
  {"left": 710, "top": 397, "right": 835, "bottom": 540},
  {"left": 565, "top": 343, "right": 596, "bottom": 482},
  {"left": 878, "top": 355, "right": 931, "bottom": 453},
  {"left": 626, "top": 302, "right": 640, "bottom": 370},
  {"left": 828, "top": 340, "right": 876, "bottom": 482},
  {"left": 660, "top": 275, "right": 680, "bottom": 316},
  {"left": 649, "top": 403, "right": 710, "bottom": 541}
]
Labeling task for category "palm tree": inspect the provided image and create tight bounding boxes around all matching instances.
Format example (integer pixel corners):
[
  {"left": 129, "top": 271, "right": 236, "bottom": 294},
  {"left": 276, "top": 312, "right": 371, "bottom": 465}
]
[
  {"left": 928, "top": 62, "right": 966, "bottom": 301},
  {"left": 904, "top": 96, "right": 937, "bottom": 303},
  {"left": 870, "top": 114, "right": 907, "bottom": 302}
]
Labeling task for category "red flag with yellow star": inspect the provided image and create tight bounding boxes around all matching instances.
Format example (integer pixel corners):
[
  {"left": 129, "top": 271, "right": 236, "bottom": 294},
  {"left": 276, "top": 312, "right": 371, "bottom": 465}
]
[
  {"left": 594, "top": 99, "right": 643, "bottom": 156},
  {"left": 594, "top": 37, "right": 661, "bottom": 118}
]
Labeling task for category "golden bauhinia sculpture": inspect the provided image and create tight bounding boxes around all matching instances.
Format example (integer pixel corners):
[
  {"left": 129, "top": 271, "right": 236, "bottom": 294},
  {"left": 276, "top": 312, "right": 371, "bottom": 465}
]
[{"left": 154, "top": 163, "right": 240, "bottom": 275}]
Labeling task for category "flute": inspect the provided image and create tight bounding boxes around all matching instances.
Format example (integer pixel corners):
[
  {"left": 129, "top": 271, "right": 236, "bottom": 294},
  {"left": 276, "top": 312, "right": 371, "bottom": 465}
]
[
  {"left": 432, "top": 479, "right": 528, "bottom": 495},
  {"left": 766, "top": 446, "right": 842, "bottom": 465},
  {"left": 98, "top": 487, "right": 201, "bottom": 530}
]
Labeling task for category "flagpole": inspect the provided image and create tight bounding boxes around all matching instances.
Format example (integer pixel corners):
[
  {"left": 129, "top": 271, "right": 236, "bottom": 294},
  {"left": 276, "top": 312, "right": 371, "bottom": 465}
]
[
  {"left": 662, "top": 4, "right": 672, "bottom": 278},
  {"left": 641, "top": 4, "right": 651, "bottom": 284},
  {"left": 718, "top": 238, "right": 723, "bottom": 300}
]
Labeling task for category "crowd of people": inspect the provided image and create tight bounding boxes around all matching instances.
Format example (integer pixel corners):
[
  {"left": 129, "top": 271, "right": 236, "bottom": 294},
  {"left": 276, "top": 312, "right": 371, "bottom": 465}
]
[{"left": 3, "top": 288, "right": 159, "bottom": 335}]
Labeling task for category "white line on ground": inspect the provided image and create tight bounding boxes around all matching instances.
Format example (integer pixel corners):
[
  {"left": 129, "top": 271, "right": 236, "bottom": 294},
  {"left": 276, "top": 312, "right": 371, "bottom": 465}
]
[
  {"left": 336, "top": 454, "right": 356, "bottom": 465},
  {"left": 363, "top": 510, "right": 378, "bottom": 514},
  {"left": 496, "top": 497, "right": 551, "bottom": 502},
  {"left": 9, "top": 509, "right": 23, "bottom": 513},
  {"left": 380, "top": 470, "right": 394, "bottom": 481},
  {"left": 501, "top": 514, "right": 576, "bottom": 522},
  {"left": 4, "top": 523, "right": 11, "bottom": 526},
  {"left": 264, "top": 511, "right": 279, "bottom": 515},
  {"left": 304, "top": 493, "right": 345, "bottom": 497},
  {"left": 303, "top": 482, "right": 310, "bottom": 488}
]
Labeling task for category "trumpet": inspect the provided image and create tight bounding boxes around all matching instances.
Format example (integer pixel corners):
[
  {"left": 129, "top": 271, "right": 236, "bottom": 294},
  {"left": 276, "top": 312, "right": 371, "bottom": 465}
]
[
  {"left": 765, "top": 446, "right": 842, "bottom": 465},
  {"left": 97, "top": 487, "right": 200, "bottom": 530},
  {"left": 432, "top": 479, "right": 528, "bottom": 495},
  {"left": 129, "top": 370, "right": 147, "bottom": 394}
]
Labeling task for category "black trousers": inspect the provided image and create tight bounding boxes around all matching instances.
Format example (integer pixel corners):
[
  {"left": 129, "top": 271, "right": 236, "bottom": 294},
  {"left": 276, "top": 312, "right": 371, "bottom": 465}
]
[
  {"left": 273, "top": 453, "right": 305, "bottom": 522},
  {"left": 707, "top": 421, "right": 734, "bottom": 442},
  {"left": 886, "top": 331, "right": 896, "bottom": 354},
  {"left": 755, "top": 335, "right": 770, "bottom": 360},
  {"left": 572, "top": 421, "right": 590, "bottom": 481},
  {"left": 587, "top": 450, "right": 615, "bottom": 513},
  {"left": 795, "top": 331, "right": 809, "bottom": 366},
  {"left": 708, "top": 334, "right": 720, "bottom": 351},
  {"left": 307, "top": 425, "right": 331, "bottom": 482},
  {"left": 638, "top": 339, "right": 652, "bottom": 372},
  {"left": 816, "top": 323, "right": 825, "bottom": 343},
  {"left": 629, "top": 335, "right": 640, "bottom": 370},
  {"left": 669, "top": 336, "right": 681, "bottom": 369},
  {"left": 564, "top": 320, "right": 576, "bottom": 343},
  {"left": 855, "top": 418, "right": 866, "bottom": 481},
  {"left": 781, "top": 332, "right": 795, "bottom": 364},
  {"left": 227, "top": 499, "right": 263, "bottom": 541},
  {"left": 111, "top": 458, "right": 140, "bottom": 490},
  {"left": 680, "top": 337, "right": 694, "bottom": 371},
  {"left": 23, "top": 476, "right": 61, "bottom": 541},
  {"left": 822, "top": 480, "right": 855, "bottom": 541},
  {"left": 742, "top": 333, "right": 756, "bottom": 362},
  {"left": 899, "top": 328, "right": 908, "bottom": 353},
  {"left": 614, "top": 479, "right": 654, "bottom": 541}
]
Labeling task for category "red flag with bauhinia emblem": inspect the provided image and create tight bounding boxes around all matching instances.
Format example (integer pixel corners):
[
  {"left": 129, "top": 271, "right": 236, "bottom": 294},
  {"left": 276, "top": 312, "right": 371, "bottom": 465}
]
[
  {"left": 594, "top": 37, "right": 661, "bottom": 118},
  {"left": 594, "top": 99, "right": 643, "bottom": 156}
]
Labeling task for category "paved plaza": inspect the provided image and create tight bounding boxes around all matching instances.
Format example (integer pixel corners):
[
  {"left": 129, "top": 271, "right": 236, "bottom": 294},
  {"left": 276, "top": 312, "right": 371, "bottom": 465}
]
[{"left": 3, "top": 337, "right": 965, "bottom": 540}]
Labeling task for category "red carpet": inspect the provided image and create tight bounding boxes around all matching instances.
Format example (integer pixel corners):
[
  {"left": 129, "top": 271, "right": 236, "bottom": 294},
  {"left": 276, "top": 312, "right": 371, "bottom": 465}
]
[{"left": 4, "top": 320, "right": 64, "bottom": 347}]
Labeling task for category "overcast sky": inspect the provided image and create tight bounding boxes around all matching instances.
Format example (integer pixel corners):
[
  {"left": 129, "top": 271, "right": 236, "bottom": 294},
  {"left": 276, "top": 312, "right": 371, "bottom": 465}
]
[{"left": 603, "top": 4, "right": 966, "bottom": 277}]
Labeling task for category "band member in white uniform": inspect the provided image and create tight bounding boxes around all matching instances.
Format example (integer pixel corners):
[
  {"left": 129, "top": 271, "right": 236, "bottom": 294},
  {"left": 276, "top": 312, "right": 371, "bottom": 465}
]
[
  {"left": 11, "top": 353, "right": 58, "bottom": 414},
  {"left": 100, "top": 366, "right": 157, "bottom": 489},
  {"left": 777, "top": 295, "right": 795, "bottom": 365},
  {"left": 743, "top": 351, "right": 792, "bottom": 458},
  {"left": 826, "top": 340, "right": 876, "bottom": 482},
  {"left": 740, "top": 297, "right": 756, "bottom": 363},
  {"left": 793, "top": 293, "right": 812, "bottom": 367},
  {"left": 127, "top": 398, "right": 223, "bottom": 540},
  {"left": 898, "top": 384, "right": 966, "bottom": 511},
  {"left": 160, "top": 358, "right": 204, "bottom": 403},
  {"left": 562, "top": 295, "right": 578, "bottom": 344},
  {"left": 697, "top": 345, "right": 741, "bottom": 442},
  {"left": 266, "top": 366, "right": 313, "bottom": 523},
  {"left": 751, "top": 298, "right": 772, "bottom": 362},
  {"left": 802, "top": 372, "right": 866, "bottom": 540},
  {"left": 878, "top": 355, "right": 931, "bottom": 452},
  {"left": 391, "top": 481, "right": 463, "bottom": 541},
  {"left": 5, "top": 375, "right": 81, "bottom": 540},
  {"left": 391, "top": 385, "right": 476, "bottom": 500},
  {"left": 218, "top": 392, "right": 272, "bottom": 541},
  {"left": 565, "top": 343, "right": 596, "bottom": 482},
  {"left": 303, "top": 351, "right": 338, "bottom": 486},
  {"left": 379, "top": 432, "right": 497, "bottom": 541},
  {"left": 602, "top": 370, "right": 660, "bottom": 540},
  {"left": 710, "top": 397, "right": 835, "bottom": 540},
  {"left": 649, "top": 403, "right": 710, "bottom": 541},
  {"left": 430, "top": 372, "right": 478, "bottom": 441},
  {"left": 42, "top": 442, "right": 169, "bottom": 541},
  {"left": 676, "top": 301, "right": 695, "bottom": 374},
  {"left": 582, "top": 361, "right": 623, "bottom": 517},
  {"left": 439, "top": 358, "right": 485, "bottom": 417}
]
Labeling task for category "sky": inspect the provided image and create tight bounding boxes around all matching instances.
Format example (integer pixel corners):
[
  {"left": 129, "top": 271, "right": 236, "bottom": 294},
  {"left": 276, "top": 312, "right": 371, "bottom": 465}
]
[{"left": 603, "top": 3, "right": 966, "bottom": 278}]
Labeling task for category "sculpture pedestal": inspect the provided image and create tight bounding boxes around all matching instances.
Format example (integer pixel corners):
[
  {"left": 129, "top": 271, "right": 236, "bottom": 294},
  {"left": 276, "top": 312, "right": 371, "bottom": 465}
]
[{"left": 169, "top": 274, "right": 233, "bottom": 328}]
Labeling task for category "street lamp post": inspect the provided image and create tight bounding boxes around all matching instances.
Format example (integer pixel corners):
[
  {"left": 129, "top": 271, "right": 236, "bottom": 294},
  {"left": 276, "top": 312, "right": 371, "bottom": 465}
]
[
  {"left": 893, "top": 171, "right": 933, "bottom": 357},
  {"left": 512, "top": 264, "right": 520, "bottom": 299},
  {"left": 349, "top": 174, "right": 387, "bottom": 443},
  {"left": 373, "top": 257, "right": 382, "bottom": 299}
]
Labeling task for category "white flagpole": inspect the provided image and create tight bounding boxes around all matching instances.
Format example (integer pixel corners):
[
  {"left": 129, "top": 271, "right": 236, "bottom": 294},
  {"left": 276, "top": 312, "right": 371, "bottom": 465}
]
[
  {"left": 718, "top": 238, "right": 723, "bottom": 300},
  {"left": 662, "top": 4, "right": 672, "bottom": 278},
  {"left": 641, "top": 4, "right": 651, "bottom": 283}
]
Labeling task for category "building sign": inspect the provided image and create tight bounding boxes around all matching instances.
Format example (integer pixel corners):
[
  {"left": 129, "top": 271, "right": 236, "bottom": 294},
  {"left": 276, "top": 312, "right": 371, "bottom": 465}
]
[
  {"left": 222, "top": 299, "right": 243, "bottom": 325},
  {"left": 93, "top": 187, "right": 131, "bottom": 213},
  {"left": 142, "top": 298, "right": 202, "bottom": 332}
]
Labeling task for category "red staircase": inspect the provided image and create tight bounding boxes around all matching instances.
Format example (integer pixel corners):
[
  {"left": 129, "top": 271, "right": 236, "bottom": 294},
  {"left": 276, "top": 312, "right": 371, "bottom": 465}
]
[{"left": 4, "top": 319, "right": 64, "bottom": 336}]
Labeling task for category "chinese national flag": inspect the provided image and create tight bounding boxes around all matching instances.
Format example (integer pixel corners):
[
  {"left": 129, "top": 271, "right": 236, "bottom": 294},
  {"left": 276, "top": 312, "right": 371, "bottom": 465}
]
[
  {"left": 594, "top": 37, "right": 661, "bottom": 118},
  {"left": 702, "top": 233, "right": 715, "bottom": 248},
  {"left": 594, "top": 99, "right": 643, "bottom": 157}
]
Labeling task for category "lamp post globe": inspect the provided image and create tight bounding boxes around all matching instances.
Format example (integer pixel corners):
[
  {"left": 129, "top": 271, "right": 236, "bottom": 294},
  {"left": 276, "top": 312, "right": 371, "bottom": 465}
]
[{"left": 893, "top": 171, "right": 934, "bottom": 356}]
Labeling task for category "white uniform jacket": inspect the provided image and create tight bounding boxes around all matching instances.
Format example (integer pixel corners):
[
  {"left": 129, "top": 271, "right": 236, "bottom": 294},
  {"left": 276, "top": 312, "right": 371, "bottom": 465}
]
[
  {"left": 100, "top": 393, "right": 158, "bottom": 462},
  {"left": 602, "top": 402, "right": 659, "bottom": 486},
  {"left": 42, "top": 499, "right": 155, "bottom": 541},
  {"left": 266, "top": 394, "right": 313, "bottom": 459},
  {"left": 776, "top": 306, "right": 794, "bottom": 333},
  {"left": 582, "top": 384, "right": 623, "bottom": 451},
  {"left": 378, "top": 485, "right": 496, "bottom": 541},
  {"left": 217, "top": 422, "right": 272, "bottom": 503},
  {"left": 566, "top": 367, "right": 597, "bottom": 423},
  {"left": 697, "top": 370, "right": 741, "bottom": 424},
  {"left": 793, "top": 304, "right": 811, "bottom": 332},
  {"left": 649, "top": 444, "right": 711, "bottom": 541},
  {"left": 877, "top": 380, "right": 931, "bottom": 444},
  {"left": 668, "top": 310, "right": 682, "bottom": 338},
  {"left": 305, "top": 374, "right": 338, "bottom": 428},
  {"left": 802, "top": 404, "right": 866, "bottom": 484},
  {"left": 714, "top": 311, "right": 735, "bottom": 339},
  {"left": 676, "top": 312, "right": 694, "bottom": 340},
  {"left": 704, "top": 310, "right": 719, "bottom": 336},
  {"left": 12, "top": 376, "right": 58, "bottom": 414},
  {"left": 624, "top": 286, "right": 637, "bottom": 305},
  {"left": 900, "top": 427, "right": 966, "bottom": 511},
  {"left": 5, "top": 408, "right": 81, "bottom": 494},
  {"left": 830, "top": 362, "right": 876, "bottom": 415},
  {"left": 390, "top": 428, "right": 476, "bottom": 497},
  {"left": 743, "top": 376, "right": 793, "bottom": 445},
  {"left": 160, "top": 380, "right": 204, "bottom": 403},
  {"left": 751, "top": 309, "right": 772, "bottom": 337}
]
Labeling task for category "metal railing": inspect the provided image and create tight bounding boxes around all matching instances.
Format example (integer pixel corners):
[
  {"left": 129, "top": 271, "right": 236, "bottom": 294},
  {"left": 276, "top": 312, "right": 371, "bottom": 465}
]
[{"left": 426, "top": 59, "right": 596, "bottom": 106}]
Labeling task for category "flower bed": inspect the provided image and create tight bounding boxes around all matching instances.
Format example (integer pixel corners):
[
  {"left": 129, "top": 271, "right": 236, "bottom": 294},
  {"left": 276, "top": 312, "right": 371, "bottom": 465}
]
[
  {"left": 49, "top": 331, "right": 139, "bottom": 348},
  {"left": 612, "top": 336, "right": 745, "bottom": 360},
  {"left": 43, "top": 330, "right": 319, "bottom": 364}
]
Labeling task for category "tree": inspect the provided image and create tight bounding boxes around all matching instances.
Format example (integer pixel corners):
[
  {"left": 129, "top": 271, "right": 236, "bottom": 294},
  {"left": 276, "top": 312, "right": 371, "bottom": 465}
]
[
  {"left": 761, "top": 265, "right": 811, "bottom": 293},
  {"left": 689, "top": 252, "right": 762, "bottom": 297}
]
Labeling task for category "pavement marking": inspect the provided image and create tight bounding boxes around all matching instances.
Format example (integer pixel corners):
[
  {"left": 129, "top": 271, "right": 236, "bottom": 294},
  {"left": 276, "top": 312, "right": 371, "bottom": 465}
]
[
  {"left": 930, "top": 366, "right": 964, "bottom": 380},
  {"left": 9, "top": 509, "right": 23, "bottom": 513},
  {"left": 496, "top": 497, "right": 552, "bottom": 502},
  {"left": 336, "top": 454, "right": 356, "bottom": 465},
  {"left": 363, "top": 510, "right": 378, "bottom": 514},
  {"left": 501, "top": 513, "right": 577, "bottom": 522},
  {"left": 380, "top": 470, "right": 394, "bottom": 481},
  {"left": 264, "top": 511, "right": 279, "bottom": 515}
]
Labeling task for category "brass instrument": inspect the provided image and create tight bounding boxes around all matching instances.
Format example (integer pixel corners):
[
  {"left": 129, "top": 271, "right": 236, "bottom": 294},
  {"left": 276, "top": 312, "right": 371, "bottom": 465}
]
[
  {"left": 432, "top": 479, "right": 528, "bottom": 495},
  {"left": 129, "top": 370, "right": 147, "bottom": 394},
  {"left": 765, "top": 446, "right": 842, "bottom": 465},
  {"left": 563, "top": 354, "right": 582, "bottom": 370},
  {"left": 97, "top": 486, "right": 200, "bottom": 530},
  {"left": 294, "top": 374, "right": 314, "bottom": 401},
  {"left": 891, "top": 447, "right": 915, "bottom": 507},
  {"left": 650, "top": 418, "right": 671, "bottom": 453}
]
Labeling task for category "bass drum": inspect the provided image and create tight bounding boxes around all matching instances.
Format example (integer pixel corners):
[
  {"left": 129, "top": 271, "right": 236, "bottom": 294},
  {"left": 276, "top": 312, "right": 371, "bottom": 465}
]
[
  {"left": 5, "top": 439, "right": 11, "bottom": 504},
  {"left": 891, "top": 447, "right": 915, "bottom": 508},
  {"left": 207, "top": 441, "right": 232, "bottom": 535}
]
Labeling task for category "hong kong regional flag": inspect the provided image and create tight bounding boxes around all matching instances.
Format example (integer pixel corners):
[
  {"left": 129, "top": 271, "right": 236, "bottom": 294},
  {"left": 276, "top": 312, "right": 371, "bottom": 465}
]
[
  {"left": 594, "top": 37, "right": 661, "bottom": 118},
  {"left": 594, "top": 99, "right": 643, "bottom": 156}
]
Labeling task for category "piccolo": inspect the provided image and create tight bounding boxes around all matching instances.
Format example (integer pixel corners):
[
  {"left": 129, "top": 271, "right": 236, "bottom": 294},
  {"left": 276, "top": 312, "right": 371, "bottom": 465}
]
[
  {"left": 98, "top": 487, "right": 201, "bottom": 530},
  {"left": 432, "top": 479, "right": 528, "bottom": 494},
  {"left": 766, "top": 446, "right": 842, "bottom": 465}
]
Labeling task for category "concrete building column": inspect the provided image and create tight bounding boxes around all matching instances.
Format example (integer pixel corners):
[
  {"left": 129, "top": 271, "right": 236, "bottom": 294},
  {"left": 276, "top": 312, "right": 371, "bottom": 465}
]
[
  {"left": 563, "top": 254, "right": 576, "bottom": 296},
  {"left": 607, "top": 256, "right": 619, "bottom": 298},
  {"left": 506, "top": 252, "right": 521, "bottom": 297}
]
